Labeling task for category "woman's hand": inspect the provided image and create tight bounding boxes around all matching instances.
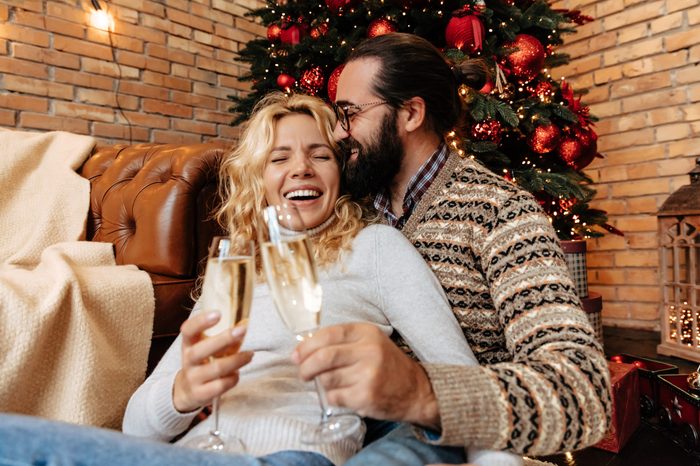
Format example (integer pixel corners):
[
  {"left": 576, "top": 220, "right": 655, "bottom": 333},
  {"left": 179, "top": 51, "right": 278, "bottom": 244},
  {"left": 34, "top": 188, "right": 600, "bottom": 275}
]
[{"left": 172, "top": 311, "right": 253, "bottom": 413}]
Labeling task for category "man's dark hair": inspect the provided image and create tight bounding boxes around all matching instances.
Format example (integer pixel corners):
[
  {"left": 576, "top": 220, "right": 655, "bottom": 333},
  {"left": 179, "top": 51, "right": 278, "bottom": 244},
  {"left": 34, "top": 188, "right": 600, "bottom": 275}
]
[{"left": 348, "top": 33, "right": 488, "bottom": 136}]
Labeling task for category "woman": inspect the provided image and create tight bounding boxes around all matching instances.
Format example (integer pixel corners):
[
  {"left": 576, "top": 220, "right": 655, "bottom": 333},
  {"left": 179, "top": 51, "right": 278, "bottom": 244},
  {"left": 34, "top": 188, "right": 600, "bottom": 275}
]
[{"left": 0, "top": 93, "right": 518, "bottom": 466}]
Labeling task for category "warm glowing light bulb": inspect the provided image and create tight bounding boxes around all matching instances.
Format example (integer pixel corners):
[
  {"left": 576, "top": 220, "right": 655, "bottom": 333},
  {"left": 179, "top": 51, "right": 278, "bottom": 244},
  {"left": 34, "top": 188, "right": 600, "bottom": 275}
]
[{"left": 90, "top": 9, "right": 113, "bottom": 31}]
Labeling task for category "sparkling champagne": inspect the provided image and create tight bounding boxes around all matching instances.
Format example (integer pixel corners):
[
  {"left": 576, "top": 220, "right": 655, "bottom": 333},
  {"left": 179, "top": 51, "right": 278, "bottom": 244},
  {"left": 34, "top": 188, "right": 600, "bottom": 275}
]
[
  {"left": 199, "top": 256, "right": 254, "bottom": 355},
  {"left": 261, "top": 236, "right": 322, "bottom": 337}
]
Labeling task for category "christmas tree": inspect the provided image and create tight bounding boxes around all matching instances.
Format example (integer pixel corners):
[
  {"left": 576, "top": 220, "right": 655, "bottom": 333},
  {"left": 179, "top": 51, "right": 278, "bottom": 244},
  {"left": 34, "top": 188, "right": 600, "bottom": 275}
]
[{"left": 231, "top": 0, "right": 618, "bottom": 239}]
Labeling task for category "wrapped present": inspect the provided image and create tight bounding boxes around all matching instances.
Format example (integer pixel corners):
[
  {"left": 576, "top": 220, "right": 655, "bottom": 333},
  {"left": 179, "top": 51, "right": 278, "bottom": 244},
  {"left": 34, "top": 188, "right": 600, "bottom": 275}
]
[
  {"left": 594, "top": 361, "right": 640, "bottom": 453},
  {"left": 581, "top": 292, "right": 603, "bottom": 346},
  {"left": 609, "top": 353, "right": 678, "bottom": 418}
]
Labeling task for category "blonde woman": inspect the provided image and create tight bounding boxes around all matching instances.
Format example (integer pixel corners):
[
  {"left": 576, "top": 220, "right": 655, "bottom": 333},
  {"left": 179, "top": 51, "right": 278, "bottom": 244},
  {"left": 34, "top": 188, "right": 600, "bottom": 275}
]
[{"left": 0, "top": 93, "right": 515, "bottom": 466}]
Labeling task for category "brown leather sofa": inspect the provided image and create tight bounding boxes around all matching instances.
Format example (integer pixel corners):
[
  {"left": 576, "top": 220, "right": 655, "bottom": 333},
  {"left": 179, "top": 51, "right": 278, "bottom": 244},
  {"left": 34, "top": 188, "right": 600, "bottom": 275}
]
[{"left": 79, "top": 142, "right": 229, "bottom": 372}]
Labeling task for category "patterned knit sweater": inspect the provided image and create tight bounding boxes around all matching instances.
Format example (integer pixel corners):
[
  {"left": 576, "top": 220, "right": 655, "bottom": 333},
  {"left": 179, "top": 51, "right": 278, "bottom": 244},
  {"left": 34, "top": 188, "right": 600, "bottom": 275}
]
[{"left": 395, "top": 153, "right": 612, "bottom": 456}]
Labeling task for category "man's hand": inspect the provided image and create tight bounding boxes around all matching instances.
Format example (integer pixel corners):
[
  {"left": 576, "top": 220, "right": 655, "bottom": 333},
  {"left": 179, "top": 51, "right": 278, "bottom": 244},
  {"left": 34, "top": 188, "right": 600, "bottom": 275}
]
[
  {"left": 172, "top": 311, "right": 253, "bottom": 413},
  {"left": 292, "top": 322, "right": 441, "bottom": 430}
]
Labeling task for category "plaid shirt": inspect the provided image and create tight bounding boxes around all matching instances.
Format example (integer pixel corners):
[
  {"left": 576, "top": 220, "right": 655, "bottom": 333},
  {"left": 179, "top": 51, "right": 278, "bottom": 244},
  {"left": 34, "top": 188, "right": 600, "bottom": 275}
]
[{"left": 373, "top": 143, "right": 449, "bottom": 228}]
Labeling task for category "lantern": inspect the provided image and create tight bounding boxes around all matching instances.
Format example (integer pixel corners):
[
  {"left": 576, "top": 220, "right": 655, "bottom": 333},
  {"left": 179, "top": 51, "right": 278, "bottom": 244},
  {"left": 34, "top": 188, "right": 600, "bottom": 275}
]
[{"left": 657, "top": 158, "right": 700, "bottom": 362}]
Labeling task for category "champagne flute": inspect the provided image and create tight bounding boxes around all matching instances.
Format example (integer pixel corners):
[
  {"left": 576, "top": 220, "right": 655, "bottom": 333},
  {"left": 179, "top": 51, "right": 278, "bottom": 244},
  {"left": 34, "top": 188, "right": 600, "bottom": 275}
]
[
  {"left": 183, "top": 236, "right": 255, "bottom": 452},
  {"left": 258, "top": 204, "right": 362, "bottom": 445}
]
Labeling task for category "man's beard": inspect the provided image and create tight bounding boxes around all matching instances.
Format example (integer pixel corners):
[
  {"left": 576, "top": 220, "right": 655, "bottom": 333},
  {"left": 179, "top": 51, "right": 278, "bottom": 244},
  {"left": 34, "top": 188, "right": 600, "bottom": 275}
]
[{"left": 341, "top": 110, "right": 403, "bottom": 201}]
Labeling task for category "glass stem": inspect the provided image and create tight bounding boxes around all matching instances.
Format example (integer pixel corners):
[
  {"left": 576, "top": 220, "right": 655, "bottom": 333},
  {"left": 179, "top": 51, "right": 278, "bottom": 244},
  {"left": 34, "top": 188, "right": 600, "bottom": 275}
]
[
  {"left": 313, "top": 377, "right": 333, "bottom": 423},
  {"left": 211, "top": 395, "right": 221, "bottom": 435}
]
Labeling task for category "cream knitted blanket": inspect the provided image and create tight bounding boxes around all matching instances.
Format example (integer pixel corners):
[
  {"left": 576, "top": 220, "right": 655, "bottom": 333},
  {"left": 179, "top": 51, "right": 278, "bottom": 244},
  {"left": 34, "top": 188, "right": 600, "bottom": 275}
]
[{"left": 0, "top": 130, "right": 155, "bottom": 428}]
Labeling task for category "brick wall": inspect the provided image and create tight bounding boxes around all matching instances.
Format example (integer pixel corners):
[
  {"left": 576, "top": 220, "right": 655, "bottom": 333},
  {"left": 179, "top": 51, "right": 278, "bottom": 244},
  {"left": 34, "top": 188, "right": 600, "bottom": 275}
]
[
  {"left": 552, "top": 0, "right": 700, "bottom": 329},
  {"left": 0, "top": 0, "right": 265, "bottom": 144}
]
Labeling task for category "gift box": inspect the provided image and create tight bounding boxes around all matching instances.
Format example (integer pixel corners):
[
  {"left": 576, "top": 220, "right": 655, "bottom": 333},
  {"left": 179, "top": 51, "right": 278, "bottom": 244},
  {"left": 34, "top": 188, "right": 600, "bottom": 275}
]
[
  {"left": 609, "top": 353, "right": 678, "bottom": 418},
  {"left": 594, "top": 361, "right": 641, "bottom": 453}
]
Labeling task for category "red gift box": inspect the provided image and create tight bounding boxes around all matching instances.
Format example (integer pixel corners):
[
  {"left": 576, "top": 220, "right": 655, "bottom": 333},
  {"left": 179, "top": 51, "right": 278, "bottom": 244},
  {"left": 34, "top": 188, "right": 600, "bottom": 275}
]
[{"left": 594, "top": 361, "right": 641, "bottom": 453}]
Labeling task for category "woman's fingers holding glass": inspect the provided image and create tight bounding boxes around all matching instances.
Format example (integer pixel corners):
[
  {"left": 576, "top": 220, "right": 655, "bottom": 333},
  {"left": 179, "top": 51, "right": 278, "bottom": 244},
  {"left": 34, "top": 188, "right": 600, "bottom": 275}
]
[
  {"left": 173, "top": 351, "right": 253, "bottom": 413},
  {"left": 181, "top": 311, "right": 221, "bottom": 346},
  {"left": 183, "top": 324, "right": 248, "bottom": 367}
]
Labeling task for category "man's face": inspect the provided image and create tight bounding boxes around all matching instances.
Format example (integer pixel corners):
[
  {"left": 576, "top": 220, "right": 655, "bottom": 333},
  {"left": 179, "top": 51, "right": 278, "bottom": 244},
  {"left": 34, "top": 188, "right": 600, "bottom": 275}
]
[{"left": 333, "top": 58, "right": 405, "bottom": 199}]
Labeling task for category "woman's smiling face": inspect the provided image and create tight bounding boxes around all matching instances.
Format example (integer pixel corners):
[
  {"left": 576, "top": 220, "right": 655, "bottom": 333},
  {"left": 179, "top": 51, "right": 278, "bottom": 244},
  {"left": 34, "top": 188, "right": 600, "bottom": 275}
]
[{"left": 263, "top": 113, "right": 340, "bottom": 229}]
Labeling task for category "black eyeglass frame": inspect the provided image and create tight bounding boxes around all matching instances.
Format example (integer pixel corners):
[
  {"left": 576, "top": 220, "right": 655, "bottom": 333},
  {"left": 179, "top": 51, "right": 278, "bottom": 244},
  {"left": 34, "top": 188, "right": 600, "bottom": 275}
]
[{"left": 332, "top": 100, "right": 389, "bottom": 132}]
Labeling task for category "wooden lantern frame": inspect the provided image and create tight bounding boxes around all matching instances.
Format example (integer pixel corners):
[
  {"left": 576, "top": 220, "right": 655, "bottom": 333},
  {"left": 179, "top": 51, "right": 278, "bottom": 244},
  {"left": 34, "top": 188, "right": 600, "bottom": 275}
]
[{"left": 657, "top": 158, "right": 700, "bottom": 362}]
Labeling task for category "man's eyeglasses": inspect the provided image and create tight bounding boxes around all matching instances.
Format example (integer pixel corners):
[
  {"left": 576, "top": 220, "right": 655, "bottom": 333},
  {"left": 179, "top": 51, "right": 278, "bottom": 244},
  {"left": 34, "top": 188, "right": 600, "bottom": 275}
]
[{"left": 332, "top": 100, "right": 388, "bottom": 132}]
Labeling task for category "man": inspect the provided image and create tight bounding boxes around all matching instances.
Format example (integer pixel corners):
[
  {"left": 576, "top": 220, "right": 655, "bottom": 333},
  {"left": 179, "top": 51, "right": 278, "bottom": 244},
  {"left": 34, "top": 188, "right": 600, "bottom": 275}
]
[{"left": 292, "top": 33, "right": 611, "bottom": 465}]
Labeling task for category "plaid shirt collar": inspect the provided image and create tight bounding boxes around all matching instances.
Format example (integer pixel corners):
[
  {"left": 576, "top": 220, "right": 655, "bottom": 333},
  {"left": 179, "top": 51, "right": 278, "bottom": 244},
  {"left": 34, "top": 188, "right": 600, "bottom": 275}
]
[{"left": 373, "top": 143, "right": 449, "bottom": 228}]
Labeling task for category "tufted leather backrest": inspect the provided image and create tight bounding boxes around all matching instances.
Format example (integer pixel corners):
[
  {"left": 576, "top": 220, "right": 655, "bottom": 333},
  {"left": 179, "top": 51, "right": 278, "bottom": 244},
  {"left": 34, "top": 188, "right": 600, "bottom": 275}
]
[{"left": 80, "top": 142, "right": 229, "bottom": 278}]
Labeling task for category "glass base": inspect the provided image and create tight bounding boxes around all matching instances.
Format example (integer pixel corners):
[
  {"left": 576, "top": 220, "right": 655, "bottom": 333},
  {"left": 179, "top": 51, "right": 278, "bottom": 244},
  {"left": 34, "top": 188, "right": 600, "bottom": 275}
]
[
  {"left": 182, "top": 431, "right": 245, "bottom": 453},
  {"left": 301, "top": 414, "right": 363, "bottom": 445}
]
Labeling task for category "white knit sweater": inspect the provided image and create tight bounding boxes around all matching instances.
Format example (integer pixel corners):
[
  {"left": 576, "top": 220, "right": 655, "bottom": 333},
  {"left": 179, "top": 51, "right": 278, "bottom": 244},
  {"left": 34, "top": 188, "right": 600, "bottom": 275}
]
[{"left": 123, "top": 225, "right": 477, "bottom": 465}]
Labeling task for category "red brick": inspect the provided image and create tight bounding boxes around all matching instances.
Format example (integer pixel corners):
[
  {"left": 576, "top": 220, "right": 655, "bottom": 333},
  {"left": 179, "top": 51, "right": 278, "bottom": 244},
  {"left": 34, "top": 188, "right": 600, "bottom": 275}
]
[
  {"left": 603, "top": 1, "right": 664, "bottom": 31},
  {"left": 145, "top": 56, "right": 170, "bottom": 74},
  {"left": 0, "top": 57, "right": 48, "bottom": 79},
  {"left": 625, "top": 269, "right": 660, "bottom": 286},
  {"left": 2, "top": 75, "right": 73, "bottom": 100},
  {"left": 194, "top": 108, "right": 234, "bottom": 124},
  {"left": 92, "top": 123, "right": 150, "bottom": 141},
  {"left": 172, "top": 63, "right": 217, "bottom": 84},
  {"left": 81, "top": 57, "right": 139, "bottom": 79},
  {"left": 617, "top": 23, "right": 648, "bottom": 45},
  {"left": 197, "top": 56, "right": 237, "bottom": 77},
  {"left": 140, "top": 13, "right": 170, "bottom": 33},
  {"left": 45, "top": 17, "right": 86, "bottom": 38},
  {"left": 171, "top": 91, "right": 217, "bottom": 109},
  {"left": 614, "top": 250, "right": 659, "bottom": 267},
  {"left": 118, "top": 82, "right": 168, "bottom": 100},
  {"left": 54, "top": 69, "right": 114, "bottom": 91},
  {"left": 598, "top": 128, "right": 654, "bottom": 152},
  {"left": 112, "top": 5, "right": 139, "bottom": 24},
  {"left": 77, "top": 88, "right": 138, "bottom": 110},
  {"left": 235, "top": 18, "right": 266, "bottom": 37},
  {"left": 621, "top": 88, "right": 687, "bottom": 113},
  {"left": 0, "top": 24, "right": 50, "bottom": 47},
  {"left": 0, "top": 109, "right": 15, "bottom": 126},
  {"left": 603, "top": 38, "right": 663, "bottom": 66},
  {"left": 86, "top": 30, "right": 144, "bottom": 53},
  {"left": 19, "top": 113, "right": 89, "bottom": 134},
  {"left": 152, "top": 129, "right": 202, "bottom": 144},
  {"left": 146, "top": 43, "right": 195, "bottom": 66},
  {"left": 690, "top": 6, "right": 700, "bottom": 25},
  {"left": 167, "top": 7, "right": 213, "bottom": 33},
  {"left": 214, "top": 23, "right": 255, "bottom": 44},
  {"left": 142, "top": 99, "right": 192, "bottom": 118},
  {"left": 167, "top": 36, "right": 214, "bottom": 56},
  {"left": 14, "top": 11, "right": 45, "bottom": 29},
  {"left": 669, "top": 138, "right": 700, "bottom": 157},
  {"left": 55, "top": 101, "right": 115, "bottom": 122},
  {"left": 626, "top": 232, "right": 659, "bottom": 249},
  {"left": 55, "top": 35, "right": 113, "bottom": 61},
  {"left": 656, "top": 123, "right": 691, "bottom": 142},
  {"left": 0, "top": 94, "right": 48, "bottom": 112},
  {"left": 650, "top": 11, "right": 683, "bottom": 34},
  {"left": 0, "top": 39, "right": 7, "bottom": 55},
  {"left": 172, "top": 119, "right": 217, "bottom": 136},
  {"left": 610, "top": 178, "right": 672, "bottom": 197},
  {"left": 665, "top": 30, "right": 700, "bottom": 52},
  {"left": 116, "top": 21, "right": 166, "bottom": 44},
  {"left": 12, "top": 43, "right": 81, "bottom": 70},
  {"left": 111, "top": 0, "right": 165, "bottom": 17},
  {"left": 212, "top": 0, "right": 247, "bottom": 15},
  {"left": 142, "top": 71, "right": 191, "bottom": 91},
  {"left": 46, "top": 2, "right": 86, "bottom": 24},
  {"left": 0, "top": 5, "right": 8, "bottom": 21},
  {"left": 667, "top": 0, "right": 699, "bottom": 13},
  {"left": 120, "top": 111, "right": 170, "bottom": 129},
  {"left": 117, "top": 50, "right": 147, "bottom": 69}
]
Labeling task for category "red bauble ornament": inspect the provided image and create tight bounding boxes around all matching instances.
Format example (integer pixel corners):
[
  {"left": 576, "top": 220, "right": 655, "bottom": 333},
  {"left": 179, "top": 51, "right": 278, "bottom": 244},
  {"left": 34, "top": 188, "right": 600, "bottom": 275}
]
[
  {"left": 327, "top": 64, "right": 344, "bottom": 102},
  {"left": 299, "top": 66, "right": 325, "bottom": 96},
  {"left": 528, "top": 123, "right": 561, "bottom": 154},
  {"left": 280, "top": 23, "right": 306, "bottom": 45},
  {"left": 367, "top": 18, "right": 398, "bottom": 38},
  {"left": 276, "top": 73, "right": 296, "bottom": 91},
  {"left": 531, "top": 81, "right": 554, "bottom": 100},
  {"left": 471, "top": 119, "right": 503, "bottom": 145},
  {"left": 479, "top": 80, "right": 494, "bottom": 94},
  {"left": 558, "top": 128, "right": 598, "bottom": 170},
  {"left": 310, "top": 22, "right": 329, "bottom": 39},
  {"left": 445, "top": 9, "right": 485, "bottom": 55},
  {"left": 325, "top": 0, "right": 355, "bottom": 13},
  {"left": 267, "top": 24, "right": 282, "bottom": 41},
  {"left": 504, "top": 34, "right": 545, "bottom": 83}
]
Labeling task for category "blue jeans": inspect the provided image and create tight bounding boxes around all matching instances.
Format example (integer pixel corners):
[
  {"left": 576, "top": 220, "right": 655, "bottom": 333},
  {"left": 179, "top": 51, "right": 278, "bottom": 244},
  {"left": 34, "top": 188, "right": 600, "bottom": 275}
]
[
  {"left": 347, "top": 419, "right": 466, "bottom": 466},
  {"left": 0, "top": 414, "right": 332, "bottom": 466}
]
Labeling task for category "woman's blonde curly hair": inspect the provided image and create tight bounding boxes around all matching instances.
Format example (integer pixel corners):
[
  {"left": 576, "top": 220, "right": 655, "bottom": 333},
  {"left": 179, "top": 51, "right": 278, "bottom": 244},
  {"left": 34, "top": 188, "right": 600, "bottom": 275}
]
[{"left": 215, "top": 92, "right": 370, "bottom": 270}]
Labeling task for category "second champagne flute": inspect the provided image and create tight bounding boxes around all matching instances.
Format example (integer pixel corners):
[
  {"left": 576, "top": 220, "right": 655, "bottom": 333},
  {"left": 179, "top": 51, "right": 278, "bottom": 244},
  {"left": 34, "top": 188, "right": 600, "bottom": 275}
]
[
  {"left": 258, "top": 204, "right": 362, "bottom": 445},
  {"left": 183, "top": 236, "right": 254, "bottom": 452}
]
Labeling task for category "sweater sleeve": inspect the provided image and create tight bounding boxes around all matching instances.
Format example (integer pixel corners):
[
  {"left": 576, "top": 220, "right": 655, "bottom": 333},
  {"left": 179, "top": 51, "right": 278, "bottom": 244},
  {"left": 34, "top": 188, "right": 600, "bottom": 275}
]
[
  {"left": 372, "top": 225, "right": 478, "bottom": 367},
  {"left": 417, "top": 191, "right": 612, "bottom": 456},
  {"left": 122, "top": 332, "right": 201, "bottom": 441}
]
